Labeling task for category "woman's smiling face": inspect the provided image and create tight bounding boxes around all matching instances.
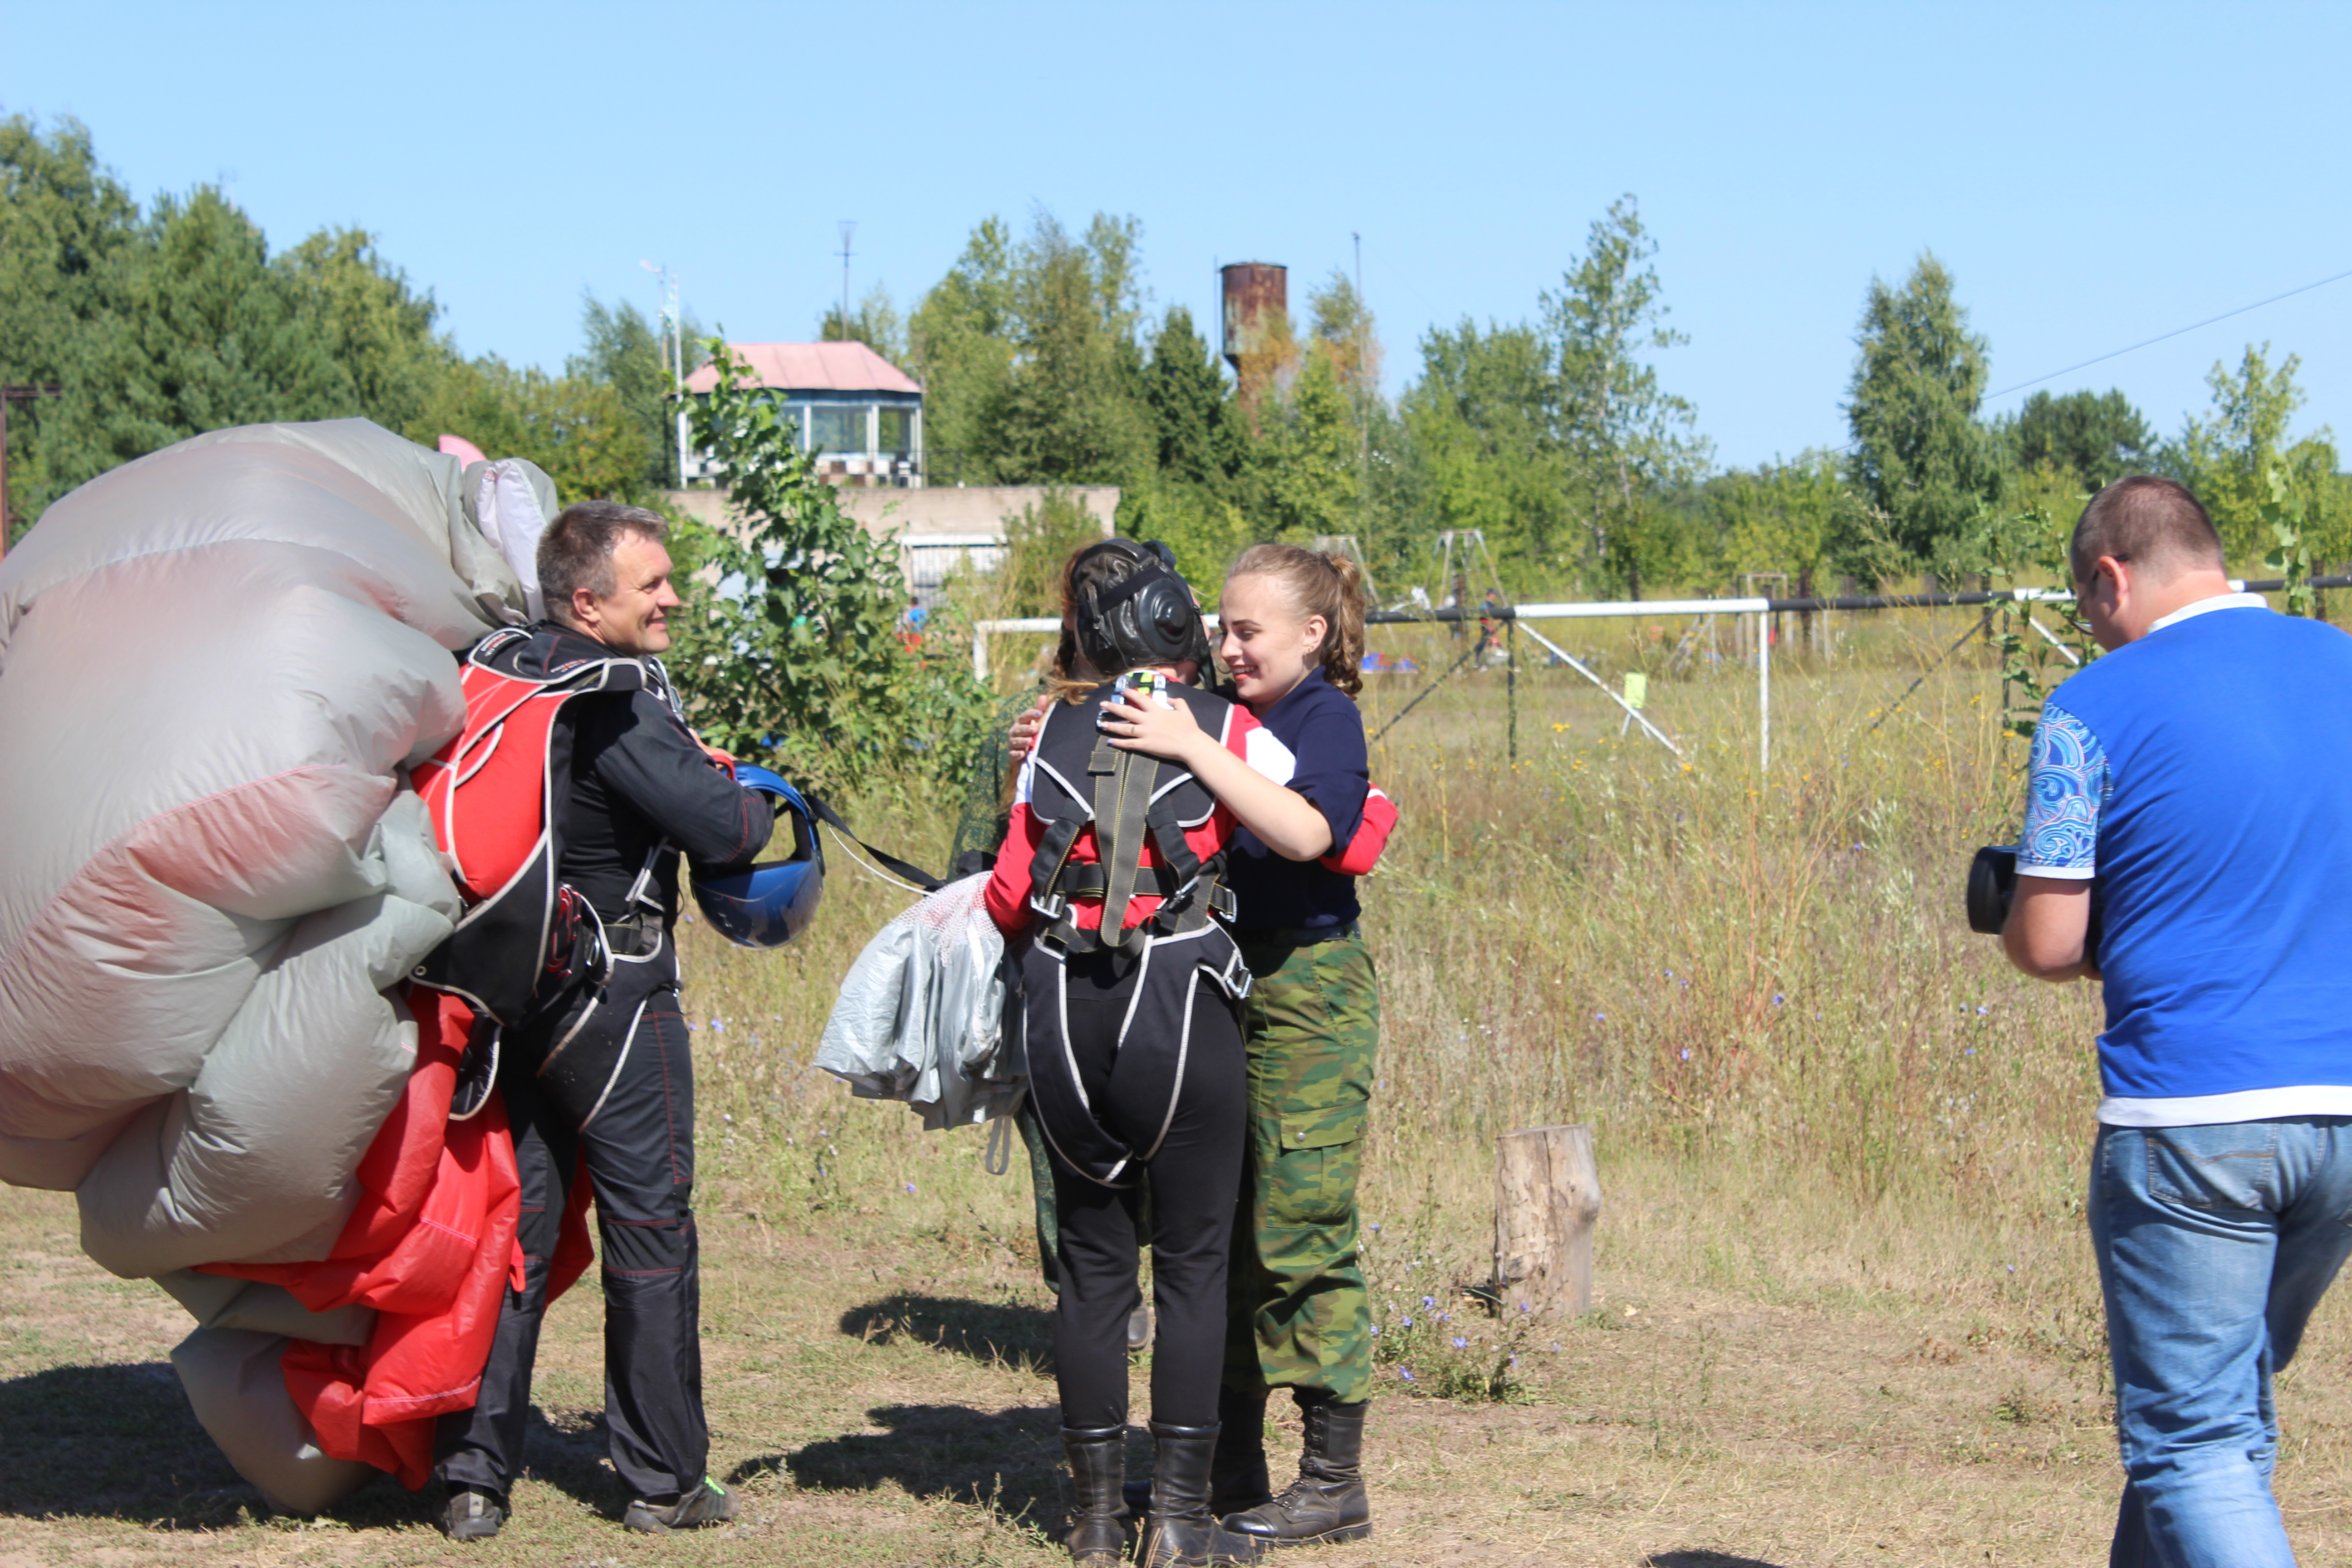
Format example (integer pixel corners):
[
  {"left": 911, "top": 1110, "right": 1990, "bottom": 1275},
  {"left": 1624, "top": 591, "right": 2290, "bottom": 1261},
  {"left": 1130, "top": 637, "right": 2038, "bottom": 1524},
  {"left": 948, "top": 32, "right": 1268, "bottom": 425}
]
[{"left": 1218, "top": 572, "right": 1327, "bottom": 710}]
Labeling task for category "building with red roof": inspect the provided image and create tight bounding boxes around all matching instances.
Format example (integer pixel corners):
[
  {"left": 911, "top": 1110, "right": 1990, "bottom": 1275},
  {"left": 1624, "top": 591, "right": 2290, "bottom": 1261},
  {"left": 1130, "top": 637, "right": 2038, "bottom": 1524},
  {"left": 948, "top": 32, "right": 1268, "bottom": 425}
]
[{"left": 681, "top": 341, "right": 926, "bottom": 485}]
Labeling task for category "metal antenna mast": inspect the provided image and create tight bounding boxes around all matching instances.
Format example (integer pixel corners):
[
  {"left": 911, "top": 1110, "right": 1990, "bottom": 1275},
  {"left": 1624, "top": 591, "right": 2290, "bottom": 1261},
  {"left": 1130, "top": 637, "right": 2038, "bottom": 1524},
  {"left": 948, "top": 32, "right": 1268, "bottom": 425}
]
[
  {"left": 837, "top": 221, "right": 857, "bottom": 338},
  {"left": 640, "top": 260, "right": 683, "bottom": 486},
  {"left": 1352, "top": 232, "right": 1368, "bottom": 535}
]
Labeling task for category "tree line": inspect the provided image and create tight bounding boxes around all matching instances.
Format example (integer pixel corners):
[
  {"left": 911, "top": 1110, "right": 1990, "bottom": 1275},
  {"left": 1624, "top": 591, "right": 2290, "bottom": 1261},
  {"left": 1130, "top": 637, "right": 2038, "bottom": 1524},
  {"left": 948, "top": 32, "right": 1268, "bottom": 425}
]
[
  {"left": 0, "top": 116, "right": 684, "bottom": 543},
  {"left": 7, "top": 112, "right": 2343, "bottom": 598}
]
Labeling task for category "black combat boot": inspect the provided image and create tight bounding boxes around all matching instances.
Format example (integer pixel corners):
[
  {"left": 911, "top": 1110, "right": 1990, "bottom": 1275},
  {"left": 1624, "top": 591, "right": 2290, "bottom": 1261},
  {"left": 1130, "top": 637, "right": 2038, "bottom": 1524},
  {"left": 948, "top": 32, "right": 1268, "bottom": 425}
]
[
  {"left": 1222, "top": 1398, "right": 1372, "bottom": 1548},
  {"left": 1137, "top": 1422, "right": 1266, "bottom": 1567},
  {"left": 1060, "top": 1426, "right": 1128, "bottom": 1566},
  {"left": 1126, "top": 1385, "right": 1269, "bottom": 1517}
]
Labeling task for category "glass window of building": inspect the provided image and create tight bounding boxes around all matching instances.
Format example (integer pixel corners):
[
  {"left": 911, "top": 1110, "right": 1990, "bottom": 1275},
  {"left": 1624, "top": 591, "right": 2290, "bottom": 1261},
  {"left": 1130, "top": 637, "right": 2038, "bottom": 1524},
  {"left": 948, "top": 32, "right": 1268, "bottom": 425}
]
[
  {"left": 808, "top": 405, "right": 866, "bottom": 454},
  {"left": 877, "top": 407, "right": 914, "bottom": 455}
]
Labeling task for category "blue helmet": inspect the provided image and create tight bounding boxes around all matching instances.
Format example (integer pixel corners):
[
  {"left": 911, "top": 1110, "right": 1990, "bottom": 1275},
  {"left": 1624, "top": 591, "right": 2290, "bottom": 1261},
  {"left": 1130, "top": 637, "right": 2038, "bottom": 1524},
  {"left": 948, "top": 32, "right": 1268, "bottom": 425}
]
[{"left": 691, "top": 764, "right": 825, "bottom": 948}]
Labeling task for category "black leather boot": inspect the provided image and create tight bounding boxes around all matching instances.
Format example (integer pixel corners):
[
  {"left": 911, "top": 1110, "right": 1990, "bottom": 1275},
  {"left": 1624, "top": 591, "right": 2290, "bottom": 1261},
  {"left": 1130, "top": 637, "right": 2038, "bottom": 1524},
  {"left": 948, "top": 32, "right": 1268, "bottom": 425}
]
[
  {"left": 1060, "top": 1426, "right": 1129, "bottom": 1566},
  {"left": 1126, "top": 1386, "right": 1269, "bottom": 1517},
  {"left": 1222, "top": 1399, "right": 1371, "bottom": 1547},
  {"left": 1137, "top": 1422, "right": 1266, "bottom": 1567}
]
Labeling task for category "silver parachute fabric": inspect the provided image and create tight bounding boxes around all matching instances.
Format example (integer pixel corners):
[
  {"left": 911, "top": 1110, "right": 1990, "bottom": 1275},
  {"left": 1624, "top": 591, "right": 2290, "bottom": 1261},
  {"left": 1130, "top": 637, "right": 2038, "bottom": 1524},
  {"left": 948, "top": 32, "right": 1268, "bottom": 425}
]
[{"left": 0, "top": 420, "right": 546, "bottom": 1510}]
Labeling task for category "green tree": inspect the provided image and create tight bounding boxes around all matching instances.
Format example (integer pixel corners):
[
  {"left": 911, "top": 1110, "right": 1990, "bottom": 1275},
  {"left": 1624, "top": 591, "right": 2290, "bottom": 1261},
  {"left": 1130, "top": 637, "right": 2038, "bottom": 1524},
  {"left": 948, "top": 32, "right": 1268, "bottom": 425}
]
[
  {"left": 1141, "top": 304, "right": 1229, "bottom": 488},
  {"left": 414, "top": 355, "right": 643, "bottom": 505},
  {"left": 570, "top": 294, "right": 674, "bottom": 494},
  {"left": 2005, "top": 388, "right": 2153, "bottom": 490},
  {"left": 2165, "top": 343, "right": 2342, "bottom": 564},
  {"left": 274, "top": 227, "right": 448, "bottom": 437},
  {"left": 1844, "top": 252, "right": 2001, "bottom": 565},
  {"left": 906, "top": 216, "right": 1017, "bottom": 485},
  {"left": 1544, "top": 195, "right": 1710, "bottom": 597},
  {"left": 1399, "top": 318, "right": 1569, "bottom": 587},
  {"left": 671, "top": 339, "right": 991, "bottom": 790},
  {"left": 1711, "top": 452, "right": 1851, "bottom": 580},
  {"left": 984, "top": 211, "right": 1152, "bottom": 485},
  {"left": 817, "top": 282, "right": 906, "bottom": 365},
  {"left": 34, "top": 187, "right": 354, "bottom": 512},
  {"left": 1249, "top": 350, "right": 1358, "bottom": 541},
  {"left": 0, "top": 114, "right": 138, "bottom": 536}
]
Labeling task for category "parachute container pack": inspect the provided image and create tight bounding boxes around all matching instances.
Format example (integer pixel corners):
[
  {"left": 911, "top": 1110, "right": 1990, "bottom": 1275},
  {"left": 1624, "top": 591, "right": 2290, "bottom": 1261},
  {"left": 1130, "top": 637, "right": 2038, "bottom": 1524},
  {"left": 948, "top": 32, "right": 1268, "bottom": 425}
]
[{"left": 0, "top": 420, "right": 584, "bottom": 1512}]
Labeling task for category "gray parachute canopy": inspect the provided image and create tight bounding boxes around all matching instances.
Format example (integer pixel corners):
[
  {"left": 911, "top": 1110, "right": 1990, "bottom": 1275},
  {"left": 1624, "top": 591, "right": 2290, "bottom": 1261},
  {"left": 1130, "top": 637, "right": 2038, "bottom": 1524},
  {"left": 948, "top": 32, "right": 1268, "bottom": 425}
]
[{"left": 0, "top": 419, "right": 555, "bottom": 1509}]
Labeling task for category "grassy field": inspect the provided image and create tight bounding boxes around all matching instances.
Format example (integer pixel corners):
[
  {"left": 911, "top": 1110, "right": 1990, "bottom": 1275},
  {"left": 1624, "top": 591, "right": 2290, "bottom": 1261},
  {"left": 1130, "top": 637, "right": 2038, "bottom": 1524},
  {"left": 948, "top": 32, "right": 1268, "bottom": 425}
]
[{"left": 7, "top": 604, "right": 2352, "bottom": 1566}]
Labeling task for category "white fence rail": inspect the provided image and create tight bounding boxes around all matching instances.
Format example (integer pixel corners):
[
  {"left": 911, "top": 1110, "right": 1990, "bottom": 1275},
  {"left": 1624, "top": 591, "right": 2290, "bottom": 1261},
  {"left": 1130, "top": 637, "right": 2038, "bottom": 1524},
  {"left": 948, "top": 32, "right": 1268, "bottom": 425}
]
[{"left": 971, "top": 580, "right": 2331, "bottom": 771}]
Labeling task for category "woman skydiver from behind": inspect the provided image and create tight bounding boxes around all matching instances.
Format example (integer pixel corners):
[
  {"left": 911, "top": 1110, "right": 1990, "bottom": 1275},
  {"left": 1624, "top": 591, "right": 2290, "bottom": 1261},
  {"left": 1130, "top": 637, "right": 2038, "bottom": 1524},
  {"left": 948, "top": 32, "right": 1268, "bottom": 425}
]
[
  {"left": 984, "top": 539, "right": 1330, "bottom": 1568},
  {"left": 1105, "top": 544, "right": 1393, "bottom": 1550}
]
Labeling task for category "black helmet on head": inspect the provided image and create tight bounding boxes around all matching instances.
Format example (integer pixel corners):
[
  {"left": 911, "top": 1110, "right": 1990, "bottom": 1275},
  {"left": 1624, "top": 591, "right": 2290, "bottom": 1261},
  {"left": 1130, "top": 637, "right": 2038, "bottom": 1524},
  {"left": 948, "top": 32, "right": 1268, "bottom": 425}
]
[{"left": 1070, "top": 538, "right": 1212, "bottom": 676}]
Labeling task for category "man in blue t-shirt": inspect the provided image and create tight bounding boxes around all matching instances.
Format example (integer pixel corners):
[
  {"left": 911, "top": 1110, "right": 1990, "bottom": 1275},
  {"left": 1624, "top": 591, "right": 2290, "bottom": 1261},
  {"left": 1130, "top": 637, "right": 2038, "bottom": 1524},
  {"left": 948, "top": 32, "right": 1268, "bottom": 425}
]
[{"left": 2006, "top": 475, "right": 2352, "bottom": 1567}]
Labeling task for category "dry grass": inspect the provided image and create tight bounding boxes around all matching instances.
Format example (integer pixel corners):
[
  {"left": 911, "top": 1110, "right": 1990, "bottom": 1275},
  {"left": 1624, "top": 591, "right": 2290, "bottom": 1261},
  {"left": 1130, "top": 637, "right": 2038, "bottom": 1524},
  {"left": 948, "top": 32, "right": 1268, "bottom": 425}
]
[{"left": 6, "top": 606, "right": 2352, "bottom": 1563}]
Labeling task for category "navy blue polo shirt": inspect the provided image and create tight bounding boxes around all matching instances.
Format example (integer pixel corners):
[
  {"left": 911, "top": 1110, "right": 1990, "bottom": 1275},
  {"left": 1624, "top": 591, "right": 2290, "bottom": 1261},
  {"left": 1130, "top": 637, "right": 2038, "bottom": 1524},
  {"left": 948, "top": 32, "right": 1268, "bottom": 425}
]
[{"left": 1224, "top": 665, "right": 1370, "bottom": 932}]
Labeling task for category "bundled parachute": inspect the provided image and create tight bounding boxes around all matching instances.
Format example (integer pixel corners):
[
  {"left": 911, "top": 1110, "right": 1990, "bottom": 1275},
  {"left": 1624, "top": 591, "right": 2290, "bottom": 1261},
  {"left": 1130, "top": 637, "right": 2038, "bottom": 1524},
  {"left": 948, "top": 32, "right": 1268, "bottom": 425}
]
[{"left": 0, "top": 420, "right": 575, "bottom": 1511}]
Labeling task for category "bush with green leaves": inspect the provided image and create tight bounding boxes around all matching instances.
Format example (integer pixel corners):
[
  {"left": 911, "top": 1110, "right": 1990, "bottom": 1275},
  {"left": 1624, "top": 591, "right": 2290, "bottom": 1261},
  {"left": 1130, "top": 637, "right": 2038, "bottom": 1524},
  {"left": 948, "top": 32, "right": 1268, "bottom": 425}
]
[{"left": 670, "top": 339, "right": 995, "bottom": 795}]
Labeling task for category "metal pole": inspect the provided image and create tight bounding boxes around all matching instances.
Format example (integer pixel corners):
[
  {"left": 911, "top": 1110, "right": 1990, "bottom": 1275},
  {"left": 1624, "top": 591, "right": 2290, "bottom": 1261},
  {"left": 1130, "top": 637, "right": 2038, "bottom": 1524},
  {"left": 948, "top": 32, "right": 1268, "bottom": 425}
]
[
  {"left": 1758, "top": 609, "right": 1771, "bottom": 773},
  {"left": 1506, "top": 622, "right": 1518, "bottom": 762}
]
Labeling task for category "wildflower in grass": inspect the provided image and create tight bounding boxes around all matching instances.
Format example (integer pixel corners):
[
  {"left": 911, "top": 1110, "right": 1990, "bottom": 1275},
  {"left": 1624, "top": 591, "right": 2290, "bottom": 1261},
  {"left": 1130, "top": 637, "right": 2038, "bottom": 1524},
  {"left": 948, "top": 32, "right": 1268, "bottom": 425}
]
[
  {"left": 711, "top": 1019, "right": 726, "bottom": 1031},
  {"left": 904, "top": 1183, "right": 916, "bottom": 1194},
  {"left": 1679, "top": 1049, "right": 1690, "bottom": 1061},
  {"left": 1399, "top": 1368, "right": 1415, "bottom": 1382},
  {"left": 1401, "top": 1317, "right": 1412, "bottom": 1328},
  {"left": 1368, "top": 1325, "right": 1381, "bottom": 1337},
  {"left": 1976, "top": 1005, "right": 1989, "bottom": 1015},
  {"left": 1452, "top": 1336, "right": 1468, "bottom": 1349},
  {"left": 1965, "top": 1048, "right": 1977, "bottom": 1056},
  {"left": 1595, "top": 1013, "right": 1606, "bottom": 1022},
  {"left": 1519, "top": 1302, "right": 1531, "bottom": 1314},
  {"left": 1421, "top": 1296, "right": 1435, "bottom": 1308},
  {"left": 1510, "top": 1355, "right": 1520, "bottom": 1369},
  {"left": 1773, "top": 994, "right": 1784, "bottom": 1005}
]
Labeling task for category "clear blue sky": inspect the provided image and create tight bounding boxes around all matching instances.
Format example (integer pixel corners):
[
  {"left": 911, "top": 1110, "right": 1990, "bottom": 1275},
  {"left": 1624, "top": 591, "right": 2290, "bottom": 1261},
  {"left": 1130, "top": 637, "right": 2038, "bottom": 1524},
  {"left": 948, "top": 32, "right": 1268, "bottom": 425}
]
[{"left": 6, "top": 1, "right": 2349, "bottom": 471}]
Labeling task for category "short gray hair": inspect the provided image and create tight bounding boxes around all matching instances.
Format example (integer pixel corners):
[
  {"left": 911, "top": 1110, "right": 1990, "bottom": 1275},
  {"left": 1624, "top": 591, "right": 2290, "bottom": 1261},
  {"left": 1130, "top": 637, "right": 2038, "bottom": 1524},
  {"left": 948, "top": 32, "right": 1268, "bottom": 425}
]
[{"left": 538, "top": 501, "right": 668, "bottom": 616}]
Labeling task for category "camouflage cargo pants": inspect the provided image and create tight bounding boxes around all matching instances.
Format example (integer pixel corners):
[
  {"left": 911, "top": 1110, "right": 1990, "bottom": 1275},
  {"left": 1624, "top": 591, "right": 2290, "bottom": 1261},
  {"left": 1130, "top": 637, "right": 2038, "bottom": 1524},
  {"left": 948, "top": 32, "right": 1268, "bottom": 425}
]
[{"left": 1225, "top": 929, "right": 1380, "bottom": 1405}]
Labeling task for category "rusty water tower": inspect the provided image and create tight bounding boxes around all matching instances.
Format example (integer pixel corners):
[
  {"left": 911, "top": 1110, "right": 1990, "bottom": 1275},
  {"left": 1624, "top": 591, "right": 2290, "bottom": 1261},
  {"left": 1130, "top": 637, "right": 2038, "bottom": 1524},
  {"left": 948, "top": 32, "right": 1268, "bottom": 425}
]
[{"left": 1220, "top": 262, "right": 1287, "bottom": 424}]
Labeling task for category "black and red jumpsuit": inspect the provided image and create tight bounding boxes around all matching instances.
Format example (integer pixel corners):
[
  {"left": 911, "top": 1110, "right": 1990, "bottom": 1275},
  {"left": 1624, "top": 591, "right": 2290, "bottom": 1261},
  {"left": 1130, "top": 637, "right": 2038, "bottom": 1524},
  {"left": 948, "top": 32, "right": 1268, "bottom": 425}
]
[{"left": 984, "top": 677, "right": 1295, "bottom": 1431}]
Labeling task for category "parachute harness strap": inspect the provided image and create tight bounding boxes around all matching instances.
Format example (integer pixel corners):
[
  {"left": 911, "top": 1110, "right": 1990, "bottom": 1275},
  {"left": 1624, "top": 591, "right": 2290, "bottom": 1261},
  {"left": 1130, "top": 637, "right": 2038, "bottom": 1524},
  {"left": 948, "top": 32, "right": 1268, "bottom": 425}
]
[{"left": 1088, "top": 740, "right": 1158, "bottom": 950}]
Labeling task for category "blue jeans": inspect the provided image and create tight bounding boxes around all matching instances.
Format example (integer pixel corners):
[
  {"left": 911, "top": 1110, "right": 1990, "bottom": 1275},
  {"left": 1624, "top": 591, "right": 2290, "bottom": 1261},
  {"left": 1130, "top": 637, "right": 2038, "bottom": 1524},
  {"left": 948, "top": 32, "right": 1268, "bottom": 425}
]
[{"left": 2090, "top": 1118, "right": 2352, "bottom": 1567}]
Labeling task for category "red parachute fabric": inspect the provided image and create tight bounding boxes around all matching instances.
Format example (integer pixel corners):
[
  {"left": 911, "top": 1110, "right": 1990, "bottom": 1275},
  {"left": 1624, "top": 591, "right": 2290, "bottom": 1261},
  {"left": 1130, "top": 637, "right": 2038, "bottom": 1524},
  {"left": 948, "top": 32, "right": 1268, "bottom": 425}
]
[{"left": 202, "top": 988, "right": 593, "bottom": 1490}]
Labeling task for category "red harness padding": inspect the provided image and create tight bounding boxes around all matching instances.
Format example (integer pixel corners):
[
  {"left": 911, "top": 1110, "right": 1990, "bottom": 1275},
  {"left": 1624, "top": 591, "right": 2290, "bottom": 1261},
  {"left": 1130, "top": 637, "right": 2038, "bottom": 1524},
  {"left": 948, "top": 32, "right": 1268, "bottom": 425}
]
[
  {"left": 410, "top": 627, "right": 646, "bottom": 1028},
  {"left": 198, "top": 990, "right": 593, "bottom": 1490}
]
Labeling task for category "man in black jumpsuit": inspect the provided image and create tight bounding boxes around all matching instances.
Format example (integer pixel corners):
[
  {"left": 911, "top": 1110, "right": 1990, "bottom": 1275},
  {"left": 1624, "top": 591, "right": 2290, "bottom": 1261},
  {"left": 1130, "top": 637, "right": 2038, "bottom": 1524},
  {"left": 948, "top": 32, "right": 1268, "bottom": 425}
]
[{"left": 436, "top": 503, "right": 772, "bottom": 1541}]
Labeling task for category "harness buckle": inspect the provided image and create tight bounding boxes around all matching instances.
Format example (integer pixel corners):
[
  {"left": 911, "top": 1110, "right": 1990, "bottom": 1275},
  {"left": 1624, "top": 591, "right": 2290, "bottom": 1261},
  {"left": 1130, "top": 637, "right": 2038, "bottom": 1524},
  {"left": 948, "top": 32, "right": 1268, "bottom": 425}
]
[{"left": 1031, "top": 891, "right": 1068, "bottom": 922}]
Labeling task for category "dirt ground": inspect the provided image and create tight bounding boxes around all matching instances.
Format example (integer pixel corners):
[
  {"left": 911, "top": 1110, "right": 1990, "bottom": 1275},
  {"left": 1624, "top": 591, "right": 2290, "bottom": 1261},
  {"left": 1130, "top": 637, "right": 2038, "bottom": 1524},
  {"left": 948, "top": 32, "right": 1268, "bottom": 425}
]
[{"left": 9, "top": 1165, "right": 2352, "bottom": 1568}]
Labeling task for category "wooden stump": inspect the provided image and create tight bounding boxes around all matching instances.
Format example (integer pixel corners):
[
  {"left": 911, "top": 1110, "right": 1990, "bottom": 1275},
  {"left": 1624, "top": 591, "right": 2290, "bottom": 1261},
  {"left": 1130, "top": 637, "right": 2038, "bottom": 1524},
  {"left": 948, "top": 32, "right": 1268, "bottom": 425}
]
[{"left": 1494, "top": 1124, "right": 1602, "bottom": 1318}]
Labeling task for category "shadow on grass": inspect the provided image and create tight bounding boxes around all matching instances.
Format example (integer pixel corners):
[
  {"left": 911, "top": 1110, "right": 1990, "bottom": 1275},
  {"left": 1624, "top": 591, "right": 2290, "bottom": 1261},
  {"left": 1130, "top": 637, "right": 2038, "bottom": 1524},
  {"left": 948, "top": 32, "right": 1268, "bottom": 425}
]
[
  {"left": 839, "top": 1290, "right": 1055, "bottom": 1376},
  {"left": 760, "top": 1401, "right": 1069, "bottom": 1527},
  {"left": 0, "top": 1361, "right": 263, "bottom": 1527},
  {"left": 0, "top": 1360, "right": 635, "bottom": 1531},
  {"left": 1646, "top": 1553, "right": 1794, "bottom": 1568}
]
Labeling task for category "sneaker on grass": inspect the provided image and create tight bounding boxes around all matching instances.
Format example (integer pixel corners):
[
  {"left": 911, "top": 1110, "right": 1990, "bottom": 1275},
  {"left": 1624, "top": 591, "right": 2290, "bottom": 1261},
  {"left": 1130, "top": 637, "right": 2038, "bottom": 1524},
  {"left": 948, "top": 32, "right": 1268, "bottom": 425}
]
[
  {"left": 622, "top": 1477, "right": 740, "bottom": 1534},
  {"left": 437, "top": 1485, "right": 505, "bottom": 1543}
]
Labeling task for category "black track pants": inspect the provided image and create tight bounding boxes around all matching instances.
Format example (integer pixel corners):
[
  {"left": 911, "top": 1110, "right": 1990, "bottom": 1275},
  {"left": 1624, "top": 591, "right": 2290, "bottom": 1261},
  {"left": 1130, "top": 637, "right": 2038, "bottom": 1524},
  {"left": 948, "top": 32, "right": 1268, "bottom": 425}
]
[
  {"left": 434, "top": 945, "right": 706, "bottom": 1500},
  {"left": 1033, "top": 941, "right": 1247, "bottom": 1431}
]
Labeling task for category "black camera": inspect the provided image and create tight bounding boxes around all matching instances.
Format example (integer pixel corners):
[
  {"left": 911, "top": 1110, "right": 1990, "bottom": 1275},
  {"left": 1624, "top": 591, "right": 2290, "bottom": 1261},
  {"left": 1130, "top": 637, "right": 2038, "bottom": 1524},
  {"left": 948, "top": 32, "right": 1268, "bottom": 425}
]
[
  {"left": 1965, "top": 845, "right": 2018, "bottom": 935},
  {"left": 1966, "top": 843, "right": 2103, "bottom": 955}
]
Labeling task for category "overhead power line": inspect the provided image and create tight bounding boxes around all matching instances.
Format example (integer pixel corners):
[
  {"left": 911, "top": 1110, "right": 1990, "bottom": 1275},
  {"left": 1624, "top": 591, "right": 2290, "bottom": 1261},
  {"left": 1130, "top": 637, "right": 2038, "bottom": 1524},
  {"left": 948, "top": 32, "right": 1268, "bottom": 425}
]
[{"left": 1980, "top": 263, "right": 2352, "bottom": 404}]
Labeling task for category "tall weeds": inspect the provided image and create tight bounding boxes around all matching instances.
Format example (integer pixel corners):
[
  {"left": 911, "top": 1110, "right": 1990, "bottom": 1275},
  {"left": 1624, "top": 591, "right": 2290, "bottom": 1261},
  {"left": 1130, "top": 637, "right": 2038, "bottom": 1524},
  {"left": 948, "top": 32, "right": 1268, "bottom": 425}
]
[{"left": 683, "top": 607, "right": 2116, "bottom": 1363}]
